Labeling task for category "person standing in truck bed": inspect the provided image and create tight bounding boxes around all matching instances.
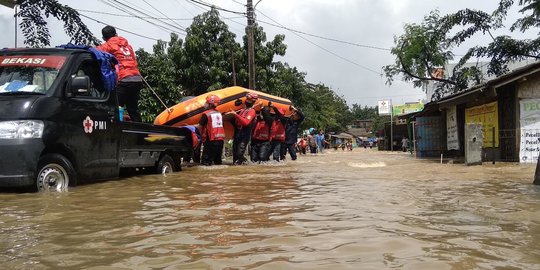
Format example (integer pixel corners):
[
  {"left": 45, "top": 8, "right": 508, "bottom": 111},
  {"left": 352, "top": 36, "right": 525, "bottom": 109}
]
[{"left": 96, "top": 25, "right": 143, "bottom": 122}]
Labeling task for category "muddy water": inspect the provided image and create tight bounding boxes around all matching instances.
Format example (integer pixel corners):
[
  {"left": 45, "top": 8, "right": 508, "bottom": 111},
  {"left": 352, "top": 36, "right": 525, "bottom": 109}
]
[{"left": 1, "top": 150, "right": 539, "bottom": 269}]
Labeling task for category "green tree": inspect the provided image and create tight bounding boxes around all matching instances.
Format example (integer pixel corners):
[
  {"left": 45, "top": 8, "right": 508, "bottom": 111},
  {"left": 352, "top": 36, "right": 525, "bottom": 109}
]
[
  {"left": 17, "top": 0, "right": 99, "bottom": 47},
  {"left": 177, "top": 8, "right": 240, "bottom": 96},
  {"left": 385, "top": 0, "right": 540, "bottom": 100},
  {"left": 300, "top": 84, "right": 351, "bottom": 133},
  {"left": 136, "top": 34, "right": 184, "bottom": 122}
]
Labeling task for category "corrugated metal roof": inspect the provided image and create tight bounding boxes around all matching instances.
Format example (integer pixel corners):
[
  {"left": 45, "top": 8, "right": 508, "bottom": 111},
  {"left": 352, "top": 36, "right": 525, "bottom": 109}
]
[{"left": 437, "top": 61, "right": 540, "bottom": 106}]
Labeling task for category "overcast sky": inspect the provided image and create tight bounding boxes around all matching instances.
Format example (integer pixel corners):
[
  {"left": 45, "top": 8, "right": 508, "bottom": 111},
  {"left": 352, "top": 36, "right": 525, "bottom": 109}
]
[{"left": 0, "top": 0, "right": 529, "bottom": 107}]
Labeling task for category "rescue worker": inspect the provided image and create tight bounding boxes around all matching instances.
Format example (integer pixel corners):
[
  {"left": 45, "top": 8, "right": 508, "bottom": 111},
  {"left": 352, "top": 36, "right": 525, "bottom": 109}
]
[
  {"left": 225, "top": 92, "right": 259, "bottom": 165},
  {"left": 96, "top": 25, "right": 143, "bottom": 122},
  {"left": 250, "top": 105, "right": 273, "bottom": 163},
  {"left": 270, "top": 107, "right": 287, "bottom": 161},
  {"left": 198, "top": 94, "right": 225, "bottom": 166},
  {"left": 283, "top": 106, "right": 304, "bottom": 160}
]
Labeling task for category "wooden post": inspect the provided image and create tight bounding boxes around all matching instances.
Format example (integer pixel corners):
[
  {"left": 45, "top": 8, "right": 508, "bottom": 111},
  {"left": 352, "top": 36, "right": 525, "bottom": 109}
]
[{"left": 492, "top": 127, "right": 495, "bottom": 165}]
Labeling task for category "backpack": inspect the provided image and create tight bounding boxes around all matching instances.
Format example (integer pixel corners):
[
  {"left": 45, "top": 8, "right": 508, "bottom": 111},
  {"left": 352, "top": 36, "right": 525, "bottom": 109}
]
[{"left": 57, "top": 44, "right": 118, "bottom": 92}]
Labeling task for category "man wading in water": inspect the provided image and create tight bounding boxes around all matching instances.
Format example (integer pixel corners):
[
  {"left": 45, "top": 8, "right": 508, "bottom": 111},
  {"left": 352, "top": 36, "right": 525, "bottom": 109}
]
[{"left": 225, "top": 93, "right": 259, "bottom": 165}]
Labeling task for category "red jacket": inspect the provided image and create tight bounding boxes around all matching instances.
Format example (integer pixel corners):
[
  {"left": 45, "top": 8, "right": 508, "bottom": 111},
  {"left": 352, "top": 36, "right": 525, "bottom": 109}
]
[
  {"left": 202, "top": 110, "right": 225, "bottom": 142},
  {"left": 96, "top": 36, "right": 141, "bottom": 81},
  {"left": 234, "top": 108, "right": 256, "bottom": 127},
  {"left": 271, "top": 120, "right": 286, "bottom": 142}
]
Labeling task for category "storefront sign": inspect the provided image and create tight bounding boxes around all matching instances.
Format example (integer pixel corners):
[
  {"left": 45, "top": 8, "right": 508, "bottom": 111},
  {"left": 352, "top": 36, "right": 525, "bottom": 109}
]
[
  {"left": 519, "top": 99, "right": 540, "bottom": 163},
  {"left": 446, "top": 106, "right": 459, "bottom": 150},
  {"left": 465, "top": 101, "right": 499, "bottom": 147},
  {"left": 392, "top": 102, "right": 424, "bottom": 116},
  {"left": 378, "top": 100, "right": 392, "bottom": 115}
]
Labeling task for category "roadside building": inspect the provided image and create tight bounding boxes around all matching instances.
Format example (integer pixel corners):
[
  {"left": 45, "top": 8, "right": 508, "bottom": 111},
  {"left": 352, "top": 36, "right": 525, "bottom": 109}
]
[{"left": 410, "top": 61, "right": 540, "bottom": 163}]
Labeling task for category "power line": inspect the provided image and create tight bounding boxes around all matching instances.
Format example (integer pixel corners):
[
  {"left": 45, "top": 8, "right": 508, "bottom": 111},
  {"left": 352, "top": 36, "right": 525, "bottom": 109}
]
[
  {"left": 120, "top": 0, "right": 187, "bottom": 31},
  {"left": 79, "top": 13, "right": 161, "bottom": 41},
  {"left": 184, "top": 0, "right": 246, "bottom": 33},
  {"left": 98, "top": 0, "right": 186, "bottom": 35},
  {"left": 76, "top": 8, "right": 244, "bottom": 21},
  {"left": 75, "top": 9, "right": 193, "bottom": 21},
  {"left": 231, "top": 0, "right": 390, "bottom": 52},
  {"left": 186, "top": 0, "right": 246, "bottom": 15},
  {"left": 98, "top": 0, "right": 181, "bottom": 34},
  {"left": 173, "top": 0, "right": 196, "bottom": 17},
  {"left": 142, "top": 0, "right": 187, "bottom": 31},
  {"left": 257, "top": 19, "right": 391, "bottom": 52},
  {"left": 256, "top": 10, "right": 382, "bottom": 76}
]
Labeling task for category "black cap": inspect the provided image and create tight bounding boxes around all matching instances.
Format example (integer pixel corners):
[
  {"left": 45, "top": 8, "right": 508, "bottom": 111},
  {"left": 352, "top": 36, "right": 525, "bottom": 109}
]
[{"left": 102, "top": 25, "right": 117, "bottom": 41}]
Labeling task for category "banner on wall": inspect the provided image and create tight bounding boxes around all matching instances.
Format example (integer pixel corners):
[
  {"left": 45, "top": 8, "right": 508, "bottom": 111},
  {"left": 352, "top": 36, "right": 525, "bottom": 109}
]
[
  {"left": 465, "top": 101, "right": 499, "bottom": 147},
  {"left": 392, "top": 102, "right": 424, "bottom": 116},
  {"left": 519, "top": 99, "right": 540, "bottom": 163},
  {"left": 446, "top": 106, "right": 459, "bottom": 150}
]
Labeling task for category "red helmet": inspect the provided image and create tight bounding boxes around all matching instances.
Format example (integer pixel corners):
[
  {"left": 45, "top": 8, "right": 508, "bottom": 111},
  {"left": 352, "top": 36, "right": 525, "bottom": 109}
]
[
  {"left": 246, "top": 92, "right": 258, "bottom": 101},
  {"left": 206, "top": 94, "right": 221, "bottom": 106}
]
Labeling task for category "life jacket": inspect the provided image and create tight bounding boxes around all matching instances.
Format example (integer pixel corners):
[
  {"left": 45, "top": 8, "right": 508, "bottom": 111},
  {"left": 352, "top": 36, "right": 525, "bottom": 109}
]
[
  {"left": 234, "top": 108, "right": 256, "bottom": 140},
  {"left": 271, "top": 120, "right": 286, "bottom": 142},
  {"left": 300, "top": 139, "right": 307, "bottom": 148},
  {"left": 252, "top": 118, "right": 270, "bottom": 141},
  {"left": 96, "top": 36, "right": 140, "bottom": 81},
  {"left": 202, "top": 110, "right": 225, "bottom": 142},
  {"left": 57, "top": 44, "right": 118, "bottom": 91}
]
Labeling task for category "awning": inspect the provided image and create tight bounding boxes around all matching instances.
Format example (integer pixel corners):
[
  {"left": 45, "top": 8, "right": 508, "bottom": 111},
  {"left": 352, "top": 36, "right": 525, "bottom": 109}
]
[{"left": 331, "top": 133, "right": 353, "bottom": 139}]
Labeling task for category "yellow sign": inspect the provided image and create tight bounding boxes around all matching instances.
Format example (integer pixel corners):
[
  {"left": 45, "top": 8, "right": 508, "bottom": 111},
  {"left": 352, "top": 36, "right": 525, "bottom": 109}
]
[{"left": 465, "top": 101, "right": 499, "bottom": 147}]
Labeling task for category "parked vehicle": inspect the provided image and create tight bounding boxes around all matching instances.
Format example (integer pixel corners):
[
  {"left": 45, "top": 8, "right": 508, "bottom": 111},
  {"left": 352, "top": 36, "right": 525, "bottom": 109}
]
[{"left": 0, "top": 47, "right": 193, "bottom": 192}]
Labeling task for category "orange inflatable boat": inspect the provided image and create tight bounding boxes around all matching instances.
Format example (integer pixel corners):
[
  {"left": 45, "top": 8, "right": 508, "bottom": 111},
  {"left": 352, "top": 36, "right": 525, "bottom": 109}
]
[{"left": 154, "top": 86, "right": 294, "bottom": 139}]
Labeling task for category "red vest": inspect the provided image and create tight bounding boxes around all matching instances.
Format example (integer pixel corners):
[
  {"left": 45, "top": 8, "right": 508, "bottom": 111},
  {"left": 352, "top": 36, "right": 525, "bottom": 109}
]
[
  {"left": 202, "top": 110, "right": 225, "bottom": 142},
  {"left": 271, "top": 120, "right": 286, "bottom": 142},
  {"left": 252, "top": 119, "right": 270, "bottom": 141},
  {"left": 96, "top": 36, "right": 140, "bottom": 81}
]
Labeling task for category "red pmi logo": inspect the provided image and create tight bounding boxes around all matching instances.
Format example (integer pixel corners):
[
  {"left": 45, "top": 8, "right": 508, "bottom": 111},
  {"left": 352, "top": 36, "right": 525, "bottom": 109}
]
[{"left": 83, "top": 116, "right": 94, "bottom": 134}]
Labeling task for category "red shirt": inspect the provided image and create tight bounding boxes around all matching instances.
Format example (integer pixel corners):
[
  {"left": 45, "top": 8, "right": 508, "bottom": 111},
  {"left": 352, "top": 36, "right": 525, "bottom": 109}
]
[{"left": 96, "top": 36, "right": 141, "bottom": 81}]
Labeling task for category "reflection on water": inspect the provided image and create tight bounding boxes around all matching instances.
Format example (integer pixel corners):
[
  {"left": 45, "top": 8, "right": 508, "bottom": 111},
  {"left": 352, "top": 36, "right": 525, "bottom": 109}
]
[{"left": 1, "top": 150, "right": 539, "bottom": 269}]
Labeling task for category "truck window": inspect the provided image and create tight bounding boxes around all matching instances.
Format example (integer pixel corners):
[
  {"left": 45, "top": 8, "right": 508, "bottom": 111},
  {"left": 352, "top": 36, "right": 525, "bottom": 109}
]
[
  {"left": 0, "top": 55, "right": 66, "bottom": 94},
  {"left": 72, "top": 60, "right": 107, "bottom": 99}
]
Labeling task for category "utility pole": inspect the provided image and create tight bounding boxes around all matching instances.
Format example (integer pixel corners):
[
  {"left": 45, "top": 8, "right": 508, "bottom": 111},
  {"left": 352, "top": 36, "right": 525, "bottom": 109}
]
[
  {"left": 246, "top": 0, "right": 256, "bottom": 90},
  {"left": 231, "top": 46, "right": 237, "bottom": 86},
  {"left": 14, "top": 4, "right": 17, "bottom": 47}
]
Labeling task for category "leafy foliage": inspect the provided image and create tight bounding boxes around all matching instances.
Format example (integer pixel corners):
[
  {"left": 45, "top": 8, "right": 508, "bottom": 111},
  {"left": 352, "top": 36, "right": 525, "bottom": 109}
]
[
  {"left": 17, "top": 0, "right": 99, "bottom": 47},
  {"left": 385, "top": 0, "right": 540, "bottom": 100}
]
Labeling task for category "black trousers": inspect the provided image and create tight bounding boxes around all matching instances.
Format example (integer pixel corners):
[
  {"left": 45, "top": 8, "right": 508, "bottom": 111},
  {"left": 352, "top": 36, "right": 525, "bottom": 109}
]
[
  {"left": 201, "top": 140, "right": 224, "bottom": 166},
  {"left": 250, "top": 140, "right": 271, "bottom": 163},
  {"left": 117, "top": 81, "right": 142, "bottom": 122},
  {"left": 233, "top": 139, "right": 249, "bottom": 165}
]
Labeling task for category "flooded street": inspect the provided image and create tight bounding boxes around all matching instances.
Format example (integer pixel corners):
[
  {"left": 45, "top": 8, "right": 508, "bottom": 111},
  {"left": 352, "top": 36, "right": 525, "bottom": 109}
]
[{"left": 1, "top": 149, "right": 540, "bottom": 270}]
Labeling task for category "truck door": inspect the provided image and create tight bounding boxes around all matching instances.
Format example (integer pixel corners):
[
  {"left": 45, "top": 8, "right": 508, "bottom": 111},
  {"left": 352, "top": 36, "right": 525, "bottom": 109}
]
[{"left": 63, "top": 55, "right": 120, "bottom": 180}]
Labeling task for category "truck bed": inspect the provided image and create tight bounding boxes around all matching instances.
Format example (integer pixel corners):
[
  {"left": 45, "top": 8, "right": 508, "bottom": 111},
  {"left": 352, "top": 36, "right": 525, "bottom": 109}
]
[{"left": 119, "top": 122, "right": 193, "bottom": 168}]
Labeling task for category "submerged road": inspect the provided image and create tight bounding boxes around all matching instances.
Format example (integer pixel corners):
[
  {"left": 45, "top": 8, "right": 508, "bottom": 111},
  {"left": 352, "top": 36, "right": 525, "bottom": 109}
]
[{"left": 1, "top": 149, "right": 539, "bottom": 269}]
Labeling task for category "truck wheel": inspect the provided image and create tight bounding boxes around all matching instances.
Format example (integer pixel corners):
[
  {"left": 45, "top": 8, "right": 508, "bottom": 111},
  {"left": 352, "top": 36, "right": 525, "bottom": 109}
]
[
  {"left": 36, "top": 154, "right": 75, "bottom": 192},
  {"left": 156, "top": 154, "right": 175, "bottom": 175}
]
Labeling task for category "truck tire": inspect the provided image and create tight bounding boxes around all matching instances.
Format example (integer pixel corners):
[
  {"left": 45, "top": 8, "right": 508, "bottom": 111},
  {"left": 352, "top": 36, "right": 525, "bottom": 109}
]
[
  {"left": 156, "top": 154, "right": 175, "bottom": 175},
  {"left": 35, "top": 154, "right": 76, "bottom": 192}
]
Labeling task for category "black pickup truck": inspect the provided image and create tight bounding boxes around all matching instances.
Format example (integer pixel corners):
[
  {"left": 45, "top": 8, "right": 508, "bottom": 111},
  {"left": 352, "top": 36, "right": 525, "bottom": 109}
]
[{"left": 0, "top": 47, "right": 193, "bottom": 192}]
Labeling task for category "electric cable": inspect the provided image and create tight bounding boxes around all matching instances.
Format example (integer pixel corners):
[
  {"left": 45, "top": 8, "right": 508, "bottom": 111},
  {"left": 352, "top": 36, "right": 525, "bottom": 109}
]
[
  {"left": 257, "top": 10, "right": 382, "bottom": 76},
  {"left": 79, "top": 13, "right": 161, "bottom": 41}
]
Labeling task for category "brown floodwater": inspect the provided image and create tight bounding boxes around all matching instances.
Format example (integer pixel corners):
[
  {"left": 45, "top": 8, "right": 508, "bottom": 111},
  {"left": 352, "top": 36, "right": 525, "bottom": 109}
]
[{"left": 1, "top": 149, "right": 539, "bottom": 269}]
